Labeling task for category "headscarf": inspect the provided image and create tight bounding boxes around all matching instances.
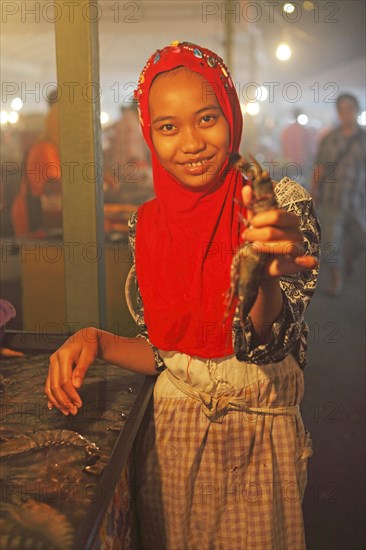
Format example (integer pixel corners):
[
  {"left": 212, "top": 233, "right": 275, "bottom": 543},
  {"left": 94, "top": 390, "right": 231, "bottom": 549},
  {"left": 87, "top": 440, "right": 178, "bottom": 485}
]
[{"left": 134, "top": 41, "right": 245, "bottom": 358}]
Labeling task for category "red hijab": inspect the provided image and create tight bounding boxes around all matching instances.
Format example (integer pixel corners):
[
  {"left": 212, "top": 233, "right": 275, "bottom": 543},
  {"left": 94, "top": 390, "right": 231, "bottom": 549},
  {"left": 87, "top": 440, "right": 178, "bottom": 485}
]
[{"left": 134, "top": 41, "right": 245, "bottom": 358}]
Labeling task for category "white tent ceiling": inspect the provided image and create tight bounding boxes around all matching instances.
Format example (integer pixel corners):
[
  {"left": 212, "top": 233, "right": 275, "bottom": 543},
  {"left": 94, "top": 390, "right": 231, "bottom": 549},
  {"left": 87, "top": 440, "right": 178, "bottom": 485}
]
[{"left": 1, "top": 0, "right": 365, "bottom": 121}]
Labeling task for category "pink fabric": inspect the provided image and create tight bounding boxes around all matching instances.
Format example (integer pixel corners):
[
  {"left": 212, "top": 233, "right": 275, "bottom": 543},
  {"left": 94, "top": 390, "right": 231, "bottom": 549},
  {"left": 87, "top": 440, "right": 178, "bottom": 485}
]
[{"left": 0, "top": 299, "right": 16, "bottom": 327}]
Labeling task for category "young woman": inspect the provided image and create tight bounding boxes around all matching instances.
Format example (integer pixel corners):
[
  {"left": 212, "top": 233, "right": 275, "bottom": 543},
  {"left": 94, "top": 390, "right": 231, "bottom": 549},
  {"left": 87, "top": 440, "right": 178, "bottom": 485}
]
[{"left": 45, "top": 42, "right": 320, "bottom": 549}]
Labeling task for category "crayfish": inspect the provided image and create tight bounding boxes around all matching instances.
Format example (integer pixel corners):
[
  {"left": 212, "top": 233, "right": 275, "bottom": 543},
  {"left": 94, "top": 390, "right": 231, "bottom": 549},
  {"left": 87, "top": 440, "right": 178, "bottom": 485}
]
[{"left": 225, "top": 153, "right": 278, "bottom": 326}]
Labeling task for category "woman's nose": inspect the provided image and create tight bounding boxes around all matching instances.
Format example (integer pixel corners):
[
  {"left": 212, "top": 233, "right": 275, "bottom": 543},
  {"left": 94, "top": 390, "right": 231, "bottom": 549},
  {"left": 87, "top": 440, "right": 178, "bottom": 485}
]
[{"left": 180, "top": 126, "right": 205, "bottom": 153}]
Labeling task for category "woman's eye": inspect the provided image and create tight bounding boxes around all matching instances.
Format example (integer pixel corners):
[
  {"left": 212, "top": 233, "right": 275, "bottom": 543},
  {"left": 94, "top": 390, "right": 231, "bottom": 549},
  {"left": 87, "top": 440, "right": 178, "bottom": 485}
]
[
  {"left": 161, "top": 123, "right": 175, "bottom": 132},
  {"left": 201, "top": 115, "right": 215, "bottom": 125}
]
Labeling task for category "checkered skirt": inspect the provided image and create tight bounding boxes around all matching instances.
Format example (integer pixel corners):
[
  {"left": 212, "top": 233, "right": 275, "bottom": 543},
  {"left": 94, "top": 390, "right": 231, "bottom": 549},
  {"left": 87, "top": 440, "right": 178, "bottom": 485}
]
[{"left": 134, "top": 353, "right": 312, "bottom": 550}]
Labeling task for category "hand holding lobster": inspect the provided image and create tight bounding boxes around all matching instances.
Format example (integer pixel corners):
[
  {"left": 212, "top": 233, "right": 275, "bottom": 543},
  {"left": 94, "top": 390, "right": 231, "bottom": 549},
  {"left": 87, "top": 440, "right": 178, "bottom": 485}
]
[{"left": 226, "top": 154, "right": 318, "bottom": 325}]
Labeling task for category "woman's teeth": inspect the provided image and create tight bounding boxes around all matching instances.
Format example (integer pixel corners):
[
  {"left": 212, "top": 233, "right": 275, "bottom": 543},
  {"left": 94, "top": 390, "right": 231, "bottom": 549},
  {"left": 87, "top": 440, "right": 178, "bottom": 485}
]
[{"left": 186, "top": 161, "right": 204, "bottom": 167}]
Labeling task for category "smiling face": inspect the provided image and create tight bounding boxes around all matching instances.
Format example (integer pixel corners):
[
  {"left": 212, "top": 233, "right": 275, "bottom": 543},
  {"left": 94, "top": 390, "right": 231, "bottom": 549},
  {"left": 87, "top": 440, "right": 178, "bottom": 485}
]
[{"left": 148, "top": 67, "right": 230, "bottom": 189}]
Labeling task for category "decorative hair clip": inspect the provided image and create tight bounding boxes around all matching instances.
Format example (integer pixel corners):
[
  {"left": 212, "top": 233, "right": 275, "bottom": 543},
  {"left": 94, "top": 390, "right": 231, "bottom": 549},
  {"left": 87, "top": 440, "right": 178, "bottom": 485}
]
[{"left": 134, "top": 41, "right": 234, "bottom": 113}]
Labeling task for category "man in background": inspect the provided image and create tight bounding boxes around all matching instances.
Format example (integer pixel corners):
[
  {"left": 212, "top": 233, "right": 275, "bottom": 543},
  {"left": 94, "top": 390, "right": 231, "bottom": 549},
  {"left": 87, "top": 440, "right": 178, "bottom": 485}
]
[{"left": 312, "top": 93, "right": 365, "bottom": 296}]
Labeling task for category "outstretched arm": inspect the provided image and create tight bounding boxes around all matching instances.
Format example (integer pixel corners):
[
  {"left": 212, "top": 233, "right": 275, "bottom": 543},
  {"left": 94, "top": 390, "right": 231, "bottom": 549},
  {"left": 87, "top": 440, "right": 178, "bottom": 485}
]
[
  {"left": 241, "top": 183, "right": 317, "bottom": 342},
  {"left": 234, "top": 178, "right": 321, "bottom": 368}
]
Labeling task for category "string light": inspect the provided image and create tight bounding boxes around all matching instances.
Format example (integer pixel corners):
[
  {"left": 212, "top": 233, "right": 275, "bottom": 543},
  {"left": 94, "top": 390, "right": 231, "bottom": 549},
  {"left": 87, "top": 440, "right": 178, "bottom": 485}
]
[
  {"left": 100, "top": 112, "right": 109, "bottom": 124},
  {"left": 8, "top": 111, "right": 19, "bottom": 124},
  {"left": 1, "top": 111, "right": 20, "bottom": 124},
  {"left": 283, "top": 3, "right": 295, "bottom": 13},
  {"left": 276, "top": 43, "right": 292, "bottom": 61},
  {"left": 358, "top": 111, "right": 366, "bottom": 126},
  {"left": 246, "top": 103, "right": 260, "bottom": 116},
  {"left": 297, "top": 114, "right": 309, "bottom": 125},
  {"left": 11, "top": 98, "right": 23, "bottom": 111}
]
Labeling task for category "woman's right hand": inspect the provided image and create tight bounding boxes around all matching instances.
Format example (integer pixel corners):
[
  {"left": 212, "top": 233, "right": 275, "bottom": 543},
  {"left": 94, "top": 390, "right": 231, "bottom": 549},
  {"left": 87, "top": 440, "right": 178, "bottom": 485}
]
[{"left": 44, "top": 327, "right": 100, "bottom": 415}]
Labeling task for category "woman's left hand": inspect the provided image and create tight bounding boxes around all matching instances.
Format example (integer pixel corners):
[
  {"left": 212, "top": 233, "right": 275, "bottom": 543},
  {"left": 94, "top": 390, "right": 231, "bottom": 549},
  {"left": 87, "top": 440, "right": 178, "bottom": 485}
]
[{"left": 241, "top": 185, "right": 318, "bottom": 277}]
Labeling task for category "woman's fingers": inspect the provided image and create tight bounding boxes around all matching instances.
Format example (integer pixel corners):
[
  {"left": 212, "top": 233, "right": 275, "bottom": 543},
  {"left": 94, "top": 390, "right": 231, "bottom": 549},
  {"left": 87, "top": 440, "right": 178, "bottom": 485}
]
[
  {"left": 44, "top": 375, "right": 58, "bottom": 411},
  {"left": 243, "top": 226, "right": 303, "bottom": 244},
  {"left": 241, "top": 189, "right": 300, "bottom": 228},
  {"left": 49, "top": 356, "right": 78, "bottom": 415},
  {"left": 72, "top": 352, "right": 92, "bottom": 389},
  {"left": 241, "top": 185, "right": 253, "bottom": 223},
  {"left": 241, "top": 240, "right": 305, "bottom": 258},
  {"left": 241, "top": 180, "right": 318, "bottom": 277},
  {"left": 240, "top": 201, "right": 312, "bottom": 263},
  {"left": 294, "top": 255, "right": 319, "bottom": 268},
  {"left": 267, "top": 255, "right": 318, "bottom": 277},
  {"left": 44, "top": 328, "right": 98, "bottom": 416},
  {"left": 46, "top": 352, "right": 81, "bottom": 415},
  {"left": 251, "top": 209, "right": 300, "bottom": 229}
]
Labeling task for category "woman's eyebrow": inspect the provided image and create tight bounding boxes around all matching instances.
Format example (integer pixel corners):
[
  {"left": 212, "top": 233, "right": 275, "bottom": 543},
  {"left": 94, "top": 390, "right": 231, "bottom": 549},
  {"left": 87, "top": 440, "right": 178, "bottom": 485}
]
[
  {"left": 152, "top": 105, "right": 220, "bottom": 125},
  {"left": 195, "top": 105, "right": 221, "bottom": 114},
  {"left": 152, "top": 115, "right": 175, "bottom": 124}
]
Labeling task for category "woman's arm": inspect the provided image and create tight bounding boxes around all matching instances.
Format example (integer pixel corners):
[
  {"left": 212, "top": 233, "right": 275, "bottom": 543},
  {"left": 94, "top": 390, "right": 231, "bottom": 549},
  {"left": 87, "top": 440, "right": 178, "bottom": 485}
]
[
  {"left": 45, "top": 212, "right": 163, "bottom": 416},
  {"left": 234, "top": 178, "right": 321, "bottom": 367},
  {"left": 97, "top": 330, "right": 156, "bottom": 374},
  {"left": 45, "top": 328, "right": 157, "bottom": 416},
  {"left": 247, "top": 278, "right": 283, "bottom": 343}
]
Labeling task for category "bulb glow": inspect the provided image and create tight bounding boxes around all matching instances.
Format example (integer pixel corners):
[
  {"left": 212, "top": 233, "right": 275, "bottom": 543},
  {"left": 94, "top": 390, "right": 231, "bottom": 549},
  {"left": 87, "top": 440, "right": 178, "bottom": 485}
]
[
  {"left": 11, "top": 98, "right": 23, "bottom": 111},
  {"left": 100, "top": 112, "right": 109, "bottom": 124},
  {"left": 8, "top": 111, "right": 19, "bottom": 124},
  {"left": 246, "top": 103, "right": 260, "bottom": 116},
  {"left": 283, "top": 3, "right": 295, "bottom": 13},
  {"left": 297, "top": 114, "right": 309, "bottom": 125},
  {"left": 276, "top": 43, "right": 292, "bottom": 61},
  {"left": 358, "top": 111, "right": 366, "bottom": 126}
]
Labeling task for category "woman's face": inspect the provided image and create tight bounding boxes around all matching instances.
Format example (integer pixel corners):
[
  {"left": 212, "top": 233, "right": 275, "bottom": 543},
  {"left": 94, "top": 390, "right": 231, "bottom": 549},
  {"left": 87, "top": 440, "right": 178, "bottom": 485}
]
[
  {"left": 149, "top": 67, "right": 230, "bottom": 189},
  {"left": 337, "top": 98, "right": 358, "bottom": 128}
]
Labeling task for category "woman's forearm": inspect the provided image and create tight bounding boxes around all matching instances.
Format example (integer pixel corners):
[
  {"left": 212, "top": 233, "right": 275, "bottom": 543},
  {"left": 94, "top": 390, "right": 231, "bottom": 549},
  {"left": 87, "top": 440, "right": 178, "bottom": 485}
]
[
  {"left": 249, "top": 278, "right": 283, "bottom": 343},
  {"left": 96, "top": 329, "right": 157, "bottom": 376}
]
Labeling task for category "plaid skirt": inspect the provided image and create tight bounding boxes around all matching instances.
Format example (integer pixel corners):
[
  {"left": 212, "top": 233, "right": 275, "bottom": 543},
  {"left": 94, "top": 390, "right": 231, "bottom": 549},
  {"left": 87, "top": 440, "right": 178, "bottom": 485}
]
[{"left": 134, "top": 352, "right": 312, "bottom": 550}]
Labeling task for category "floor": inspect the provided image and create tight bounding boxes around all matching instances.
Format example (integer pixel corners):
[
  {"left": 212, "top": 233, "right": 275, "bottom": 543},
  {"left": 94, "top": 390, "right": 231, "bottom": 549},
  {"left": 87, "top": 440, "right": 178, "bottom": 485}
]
[{"left": 302, "top": 254, "right": 365, "bottom": 550}]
